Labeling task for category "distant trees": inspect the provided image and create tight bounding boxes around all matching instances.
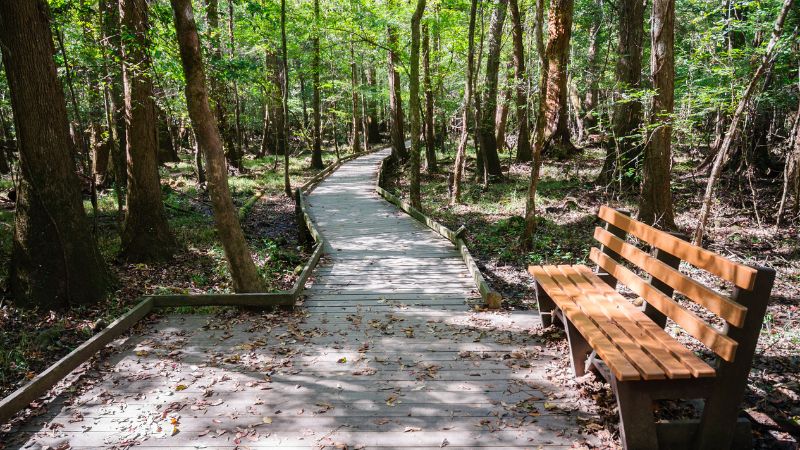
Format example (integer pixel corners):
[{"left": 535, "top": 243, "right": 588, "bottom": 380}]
[
  {"left": 387, "top": 0, "right": 408, "bottom": 162},
  {"left": 0, "top": 0, "right": 110, "bottom": 308},
  {"left": 408, "top": 0, "right": 426, "bottom": 209},
  {"left": 477, "top": 0, "right": 508, "bottom": 182}
]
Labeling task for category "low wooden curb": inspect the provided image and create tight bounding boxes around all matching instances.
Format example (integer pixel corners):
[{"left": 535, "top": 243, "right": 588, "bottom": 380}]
[
  {"left": 0, "top": 147, "right": 369, "bottom": 425},
  {"left": 375, "top": 155, "right": 502, "bottom": 309}
]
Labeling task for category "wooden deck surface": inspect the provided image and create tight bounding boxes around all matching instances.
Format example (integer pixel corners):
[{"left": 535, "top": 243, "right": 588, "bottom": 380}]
[{"left": 4, "top": 148, "right": 599, "bottom": 449}]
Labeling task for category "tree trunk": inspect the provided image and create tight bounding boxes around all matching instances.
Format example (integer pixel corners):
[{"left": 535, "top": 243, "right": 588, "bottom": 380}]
[
  {"left": 450, "top": 0, "right": 478, "bottom": 206},
  {"left": 477, "top": 0, "right": 507, "bottom": 181},
  {"left": 541, "top": 0, "right": 577, "bottom": 159},
  {"left": 509, "top": 0, "right": 532, "bottom": 163},
  {"left": 692, "top": 0, "right": 795, "bottom": 245},
  {"left": 366, "top": 68, "right": 381, "bottom": 143},
  {"left": 0, "top": 0, "right": 110, "bottom": 309},
  {"left": 638, "top": 0, "right": 676, "bottom": 229},
  {"left": 422, "top": 22, "right": 437, "bottom": 173},
  {"left": 521, "top": 0, "right": 549, "bottom": 248},
  {"left": 99, "top": 0, "right": 127, "bottom": 196},
  {"left": 387, "top": 0, "right": 408, "bottom": 161},
  {"left": 311, "top": 0, "right": 324, "bottom": 169},
  {"left": 204, "top": 0, "right": 241, "bottom": 170},
  {"left": 599, "top": 0, "right": 645, "bottom": 186},
  {"left": 170, "top": 0, "right": 264, "bottom": 292},
  {"left": 280, "top": 0, "right": 291, "bottom": 196},
  {"left": 495, "top": 64, "right": 513, "bottom": 152},
  {"left": 409, "top": 0, "right": 426, "bottom": 209},
  {"left": 227, "top": 0, "right": 244, "bottom": 158},
  {"left": 119, "top": 0, "right": 177, "bottom": 261},
  {"left": 265, "top": 51, "right": 286, "bottom": 156},
  {"left": 583, "top": 0, "right": 602, "bottom": 133},
  {"left": 350, "top": 42, "right": 362, "bottom": 155}
]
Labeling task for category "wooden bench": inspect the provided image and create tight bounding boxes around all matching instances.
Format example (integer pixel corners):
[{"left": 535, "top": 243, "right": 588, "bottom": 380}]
[{"left": 528, "top": 206, "right": 775, "bottom": 450}]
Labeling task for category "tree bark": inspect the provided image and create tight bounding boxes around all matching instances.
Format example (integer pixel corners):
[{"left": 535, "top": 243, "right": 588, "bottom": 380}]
[
  {"left": 541, "top": 0, "right": 577, "bottom": 158},
  {"left": 226, "top": 0, "right": 244, "bottom": 158},
  {"left": 477, "top": 0, "right": 507, "bottom": 180},
  {"left": 387, "top": 0, "right": 408, "bottom": 161},
  {"left": 409, "top": 0, "right": 426, "bottom": 209},
  {"left": 422, "top": 22, "right": 437, "bottom": 173},
  {"left": 509, "top": 0, "right": 532, "bottom": 163},
  {"left": 450, "top": 0, "right": 478, "bottom": 206},
  {"left": 170, "top": 0, "right": 264, "bottom": 292},
  {"left": 495, "top": 65, "right": 513, "bottom": 152},
  {"left": 521, "top": 0, "right": 549, "bottom": 248},
  {"left": 692, "top": 0, "right": 794, "bottom": 245},
  {"left": 310, "top": 0, "right": 324, "bottom": 169},
  {"left": 599, "top": 0, "right": 645, "bottom": 186},
  {"left": 350, "top": 42, "right": 362, "bottom": 155},
  {"left": 0, "top": 0, "right": 110, "bottom": 309},
  {"left": 638, "top": 0, "right": 676, "bottom": 229},
  {"left": 119, "top": 0, "right": 177, "bottom": 261},
  {"left": 366, "top": 68, "right": 381, "bottom": 143},
  {"left": 280, "top": 0, "right": 291, "bottom": 196}
]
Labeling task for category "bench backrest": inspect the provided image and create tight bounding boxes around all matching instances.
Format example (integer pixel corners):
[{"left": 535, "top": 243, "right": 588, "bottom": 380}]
[{"left": 591, "top": 206, "right": 773, "bottom": 363}]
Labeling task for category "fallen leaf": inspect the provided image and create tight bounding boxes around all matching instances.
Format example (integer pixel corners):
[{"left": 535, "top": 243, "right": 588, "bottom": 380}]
[
  {"left": 262, "top": 417, "right": 273, "bottom": 424},
  {"left": 175, "top": 384, "right": 188, "bottom": 391},
  {"left": 404, "top": 426, "right": 421, "bottom": 432}
]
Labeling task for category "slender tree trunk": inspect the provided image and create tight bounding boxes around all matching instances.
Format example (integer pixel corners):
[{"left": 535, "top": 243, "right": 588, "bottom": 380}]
[
  {"left": 119, "top": 0, "right": 177, "bottom": 261},
  {"left": 350, "top": 42, "right": 362, "bottom": 155},
  {"left": 311, "top": 0, "right": 324, "bottom": 169},
  {"left": 638, "top": 0, "right": 676, "bottom": 229},
  {"left": 509, "top": 0, "right": 532, "bottom": 163},
  {"left": 280, "top": 0, "right": 291, "bottom": 196},
  {"left": 599, "top": 0, "right": 645, "bottom": 186},
  {"left": 521, "top": 0, "right": 549, "bottom": 248},
  {"left": 478, "top": 0, "right": 508, "bottom": 181},
  {"left": 170, "top": 0, "right": 264, "bottom": 292},
  {"left": 0, "top": 0, "right": 110, "bottom": 309},
  {"left": 583, "top": 0, "right": 602, "bottom": 133},
  {"left": 409, "top": 0, "right": 426, "bottom": 209},
  {"left": 99, "top": 0, "right": 127, "bottom": 206},
  {"left": 450, "top": 0, "right": 478, "bottom": 205},
  {"left": 495, "top": 65, "right": 513, "bottom": 152},
  {"left": 366, "top": 68, "right": 381, "bottom": 143},
  {"left": 193, "top": 131, "right": 206, "bottom": 184},
  {"left": 387, "top": 0, "right": 408, "bottom": 161},
  {"left": 204, "top": 0, "right": 240, "bottom": 170},
  {"left": 692, "top": 0, "right": 794, "bottom": 245},
  {"left": 541, "top": 0, "right": 577, "bottom": 158},
  {"left": 422, "top": 23, "right": 437, "bottom": 173},
  {"left": 227, "top": 0, "right": 244, "bottom": 157}
]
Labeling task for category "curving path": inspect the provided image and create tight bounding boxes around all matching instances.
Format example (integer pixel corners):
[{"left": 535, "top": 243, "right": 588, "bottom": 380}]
[{"left": 5, "top": 147, "right": 598, "bottom": 449}]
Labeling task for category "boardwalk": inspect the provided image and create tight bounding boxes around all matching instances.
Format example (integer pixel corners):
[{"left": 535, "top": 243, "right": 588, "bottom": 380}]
[{"left": 5, "top": 148, "right": 598, "bottom": 449}]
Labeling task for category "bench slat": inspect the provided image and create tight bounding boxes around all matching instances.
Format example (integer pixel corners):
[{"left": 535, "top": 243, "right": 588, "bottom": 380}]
[
  {"left": 557, "top": 266, "right": 693, "bottom": 380},
  {"left": 593, "top": 227, "right": 748, "bottom": 327},
  {"left": 545, "top": 266, "right": 667, "bottom": 380},
  {"left": 590, "top": 248, "right": 738, "bottom": 362},
  {"left": 530, "top": 266, "right": 642, "bottom": 381},
  {"left": 574, "top": 266, "right": 716, "bottom": 378},
  {"left": 598, "top": 206, "right": 757, "bottom": 290}
]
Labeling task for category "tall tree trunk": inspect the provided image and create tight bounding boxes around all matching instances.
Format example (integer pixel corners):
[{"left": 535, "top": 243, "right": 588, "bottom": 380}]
[
  {"left": 350, "top": 42, "right": 362, "bottom": 154},
  {"left": 119, "top": 0, "right": 177, "bottom": 261},
  {"left": 638, "top": 0, "right": 676, "bottom": 229},
  {"left": 280, "top": 0, "right": 291, "bottom": 196},
  {"left": 266, "top": 51, "right": 286, "bottom": 156},
  {"left": 0, "top": 0, "right": 110, "bottom": 309},
  {"left": 422, "top": 22, "right": 437, "bottom": 173},
  {"left": 170, "top": 0, "right": 264, "bottom": 292},
  {"left": 387, "top": 0, "right": 408, "bottom": 161},
  {"left": 521, "top": 0, "right": 549, "bottom": 248},
  {"left": 477, "top": 0, "right": 507, "bottom": 181},
  {"left": 599, "top": 0, "right": 645, "bottom": 186},
  {"left": 227, "top": 0, "right": 243, "bottom": 158},
  {"left": 692, "top": 0, "right": 794, "bottom": 245},
  {"left": 409, "top": 0, "right": 426, "bottom": 209},
  {"left": 509, "top": 0, "right": 532, "bottom": 163},
  {"left": 541, "top": 0, "right": 577, "bottom": 158},
  {"left": 450, "top": 0, "right": 478, "bottom": 205},
  {"left": 583, "top": 0, "right": 602, "bottom": 133},
  {"left": 204, "top": 0, "right": 241, "bottom": 170},
  {"left": 495, "top": 64, "right": 513, "bottom": 152},
  {"left": 366, "top": 68, "right": 381, "bottom": 143},
  {"left": 310, "top": 0, "right": 324, "bottom": 169},
  {"left": 99, "top": 0, "right": 127, "bottom": 202}
]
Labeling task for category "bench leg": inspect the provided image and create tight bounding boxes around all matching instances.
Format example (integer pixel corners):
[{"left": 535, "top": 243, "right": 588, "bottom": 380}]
[
  {"left": 564, "top": 320, "right": 591, "bottom": 377},
  {"left": 612, "top": 379, "right": 659, "bottom": 450},
  {"left": 534, "top": 281, "right": 556, "bottom": 328}
]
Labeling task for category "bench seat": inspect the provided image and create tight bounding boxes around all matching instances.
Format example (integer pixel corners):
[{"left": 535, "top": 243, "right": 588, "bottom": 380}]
[{"left": 530, "top": 264, "right": 716, "bottom": 381}]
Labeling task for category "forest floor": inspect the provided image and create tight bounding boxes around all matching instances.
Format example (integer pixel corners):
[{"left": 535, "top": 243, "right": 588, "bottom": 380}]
[
  {"left": 386, "top": 142, "right": 800, "bottom": 448},
  {"left": 0, "top": 149, "right": 340, "bottom": 400}
]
